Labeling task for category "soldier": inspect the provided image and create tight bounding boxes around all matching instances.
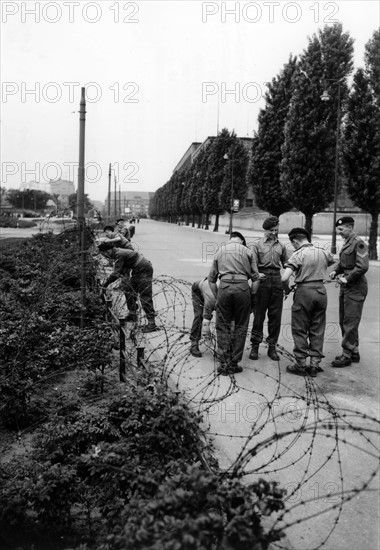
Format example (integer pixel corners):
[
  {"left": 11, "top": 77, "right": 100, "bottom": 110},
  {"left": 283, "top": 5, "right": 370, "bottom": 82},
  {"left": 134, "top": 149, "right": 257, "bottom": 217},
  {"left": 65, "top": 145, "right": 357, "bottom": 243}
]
[
  {"left": 98, "top": 242, "right": 158, "bottom": 333},
  {"left": 115, "top": 218, "right": 131, "bottom": 240},
  {"left": 208, "top": 232, "right": 261, "bottom": 376},
  {"left": 103, "top": 225, "right": 131, "bottom": 249},
  {"left": 249, "top": 216, "right": 289, "bottom": 361},
  {"left": 281, "top": 228, "right": 335, "bottom": 377},
  {"left": 189, "top": 277, "right": 216, "bottom": 357},
  {"left": 329, "top": 216, "right": 369, "bottom": 367}
]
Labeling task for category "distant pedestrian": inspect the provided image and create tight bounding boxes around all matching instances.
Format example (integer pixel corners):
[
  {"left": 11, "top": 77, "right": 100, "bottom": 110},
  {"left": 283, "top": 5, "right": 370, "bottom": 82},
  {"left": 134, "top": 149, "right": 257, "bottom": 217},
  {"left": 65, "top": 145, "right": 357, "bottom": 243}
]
[
  {"left": 329, "top": 217, "right": 369, "bottom": 367},
  {"left": 208, "top": 232, "right": 261, "bottom": 376},
  {"left": 189, "top": 277, "right": 216, "bottom": 357},
  {"left": 103, "top": 225, "right": 131, "bottom": 249},
  {"left": 98, "top": 242, "right": 158, "bottom": 333},
  {"left": 249, "top": 216, "right": 289, "bottom": 361},
  {"left": 281, "top": 228, "right": 335, "bottom": 377}
]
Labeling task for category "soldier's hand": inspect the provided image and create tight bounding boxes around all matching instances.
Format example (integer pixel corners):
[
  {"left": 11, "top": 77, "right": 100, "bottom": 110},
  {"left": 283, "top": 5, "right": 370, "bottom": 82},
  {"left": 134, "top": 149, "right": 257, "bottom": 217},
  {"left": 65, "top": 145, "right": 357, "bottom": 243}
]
[
  {"left": 338, "top": 276, "right": 348, "bottom": 285},
  {"left": 329, "top": 271, "right": 337, "bottom": 280}
]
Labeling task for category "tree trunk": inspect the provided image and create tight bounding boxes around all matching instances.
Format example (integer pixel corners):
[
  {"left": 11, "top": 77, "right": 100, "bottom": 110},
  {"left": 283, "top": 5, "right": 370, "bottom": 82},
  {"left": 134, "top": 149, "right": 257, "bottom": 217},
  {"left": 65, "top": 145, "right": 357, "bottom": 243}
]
[
  {"left": 304, "top": 213, "right": 313, "bottom": 237},
  {"left": 368, "top": 212, "right": 378, "bottom": 260},
  {"left": 213, "top": 213, "right": 219, "bottom": 232},
  {"left": 205, "top": 213, "right": 209, "bottom": 230},
  {"left": 192, "top": 213, "right": 195, "bottom": 227},
  {"left": 185, "top": 214, "right": 190, "bottom": 226},
  {"left": 197, "top": 214, "right": 202, "bottom": 229}
]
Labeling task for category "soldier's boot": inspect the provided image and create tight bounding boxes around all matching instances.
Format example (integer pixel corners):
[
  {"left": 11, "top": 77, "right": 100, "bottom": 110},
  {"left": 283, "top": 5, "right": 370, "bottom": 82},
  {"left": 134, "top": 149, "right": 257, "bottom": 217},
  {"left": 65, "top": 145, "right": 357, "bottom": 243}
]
[
  {"left": 267, "top": 345, "right": 280, "bottom": 361},
  {"left": 307, "top": 358, "right": 320, "bottom": 378},
  {"left": 190, "top": 342, "right": 202, "bottom": 358},
  {"left": 286, "top": 358, "right": 307, "bottom": 376},
  {"left": 141, "top": 322, "right": 159, "bottom": 333},
  {"left": 249, "top": 344, "right": 259, "bottom": 360},
  {"left": 331, "top": 354, "right": 351, "bottom": 368},
  {"left": 335, "top": 352, "right": 360, "bottom": 362},
  {"left": 125, "top": 313, "right": 137, "bottom": 322}
]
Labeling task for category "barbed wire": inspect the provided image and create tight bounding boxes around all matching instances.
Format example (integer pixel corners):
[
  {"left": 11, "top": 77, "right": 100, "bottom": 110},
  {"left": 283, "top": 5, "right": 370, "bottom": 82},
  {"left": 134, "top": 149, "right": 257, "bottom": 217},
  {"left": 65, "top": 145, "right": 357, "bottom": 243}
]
[{"left": 101, "top": 272, "right": 379, "bottom": 550}]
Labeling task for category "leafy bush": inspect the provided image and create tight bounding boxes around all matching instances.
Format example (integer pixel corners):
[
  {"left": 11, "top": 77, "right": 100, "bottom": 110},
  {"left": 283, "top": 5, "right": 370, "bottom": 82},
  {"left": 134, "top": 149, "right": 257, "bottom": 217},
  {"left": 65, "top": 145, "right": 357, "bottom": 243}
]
[
  {"left": 0, "top": 372, "right": 285, "bottom": 550},
  {"left": 0, "top": 217, "right": 37, "bottom": 228}
]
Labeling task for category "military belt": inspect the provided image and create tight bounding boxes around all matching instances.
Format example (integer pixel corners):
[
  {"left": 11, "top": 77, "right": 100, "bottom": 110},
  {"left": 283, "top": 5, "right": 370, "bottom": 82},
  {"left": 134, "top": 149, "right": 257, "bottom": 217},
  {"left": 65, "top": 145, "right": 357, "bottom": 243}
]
[
  {"left": 296, "top": 280, "right": 324, "bottom": 285},
  {"left": 220, "top": 274, "right": 248, "bottom": 282}
]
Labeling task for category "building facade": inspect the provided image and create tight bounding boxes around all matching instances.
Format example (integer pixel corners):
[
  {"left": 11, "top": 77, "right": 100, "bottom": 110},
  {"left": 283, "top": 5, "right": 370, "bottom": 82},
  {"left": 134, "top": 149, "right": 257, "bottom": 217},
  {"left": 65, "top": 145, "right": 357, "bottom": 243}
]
[{"left": 105, "top": 190, "right": 155, "bottom": 219}]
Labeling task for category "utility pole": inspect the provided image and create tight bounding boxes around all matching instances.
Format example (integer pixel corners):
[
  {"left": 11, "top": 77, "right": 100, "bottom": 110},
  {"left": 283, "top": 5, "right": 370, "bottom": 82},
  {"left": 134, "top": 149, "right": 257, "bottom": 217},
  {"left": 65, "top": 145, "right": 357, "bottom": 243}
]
[
  {"left": 107, "top": 163, "right": 111, "bottom": 219},
  {"left": 114, "top": 175, "right": 117, "bottom": 221},
  {"left": 119, "top": 184, "right": 121, "bottom": 217},
  {"left": 77, "top": 87, "right": 86, "bottom": 329}
]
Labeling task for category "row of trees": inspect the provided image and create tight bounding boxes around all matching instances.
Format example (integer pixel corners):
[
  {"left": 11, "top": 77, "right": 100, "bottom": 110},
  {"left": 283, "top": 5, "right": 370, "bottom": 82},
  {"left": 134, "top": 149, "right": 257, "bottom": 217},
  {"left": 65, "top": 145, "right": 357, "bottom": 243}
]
[
  {"left": 149, "top": 25, "right": 379, "bottom": 259},
  {"left": 4, "top": 189, "right": 94, "bottom": 216}
]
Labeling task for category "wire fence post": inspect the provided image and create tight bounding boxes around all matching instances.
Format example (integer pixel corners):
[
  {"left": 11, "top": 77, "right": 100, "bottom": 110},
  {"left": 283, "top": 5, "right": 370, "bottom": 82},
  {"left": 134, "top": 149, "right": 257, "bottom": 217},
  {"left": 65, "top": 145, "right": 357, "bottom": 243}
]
[{"left": 119, "top": 317, "right": 126, "bottom": 382}]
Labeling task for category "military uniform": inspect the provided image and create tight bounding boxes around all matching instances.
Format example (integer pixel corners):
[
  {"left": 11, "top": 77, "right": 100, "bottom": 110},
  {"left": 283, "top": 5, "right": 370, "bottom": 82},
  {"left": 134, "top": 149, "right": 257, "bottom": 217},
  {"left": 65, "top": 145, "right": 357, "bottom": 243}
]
[
  {"left": 208, "top": 234, "right": 260, "bottom": 374},
  {"left": 250, "top": 236, "right": 289, "bottom": 355},
  {"left": 99, "top": 244, "right": 157, "bottom": 332},
  {"left": 283, "top": 228, "right": 335, "bottom": 376},
  {"left": 190, "top": 278, "right": 216, "bottom": 357},
  {"left": 333, "top": 230, "right": 368, "bottom": 364}
]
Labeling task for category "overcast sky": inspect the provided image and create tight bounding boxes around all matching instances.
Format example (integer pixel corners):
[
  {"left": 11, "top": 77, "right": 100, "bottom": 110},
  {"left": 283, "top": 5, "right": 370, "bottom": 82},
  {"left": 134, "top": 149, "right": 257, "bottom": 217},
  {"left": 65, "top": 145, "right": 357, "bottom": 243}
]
[{"left": 1, "top": 1, "right": 379, "bottom": 202}]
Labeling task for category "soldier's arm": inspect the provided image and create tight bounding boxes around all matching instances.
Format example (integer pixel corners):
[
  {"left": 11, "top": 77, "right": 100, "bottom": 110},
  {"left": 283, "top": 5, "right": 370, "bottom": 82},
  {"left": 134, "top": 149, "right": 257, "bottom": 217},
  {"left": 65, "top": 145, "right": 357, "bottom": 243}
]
[
  {"left": 207, "top": 259, "right": 219, "bottom": 299},
  {"left": 346, "top": 241, "right": 369, "bottom": 283},
  {"left": 203, "top": 281, "right": 216, "bottom": 320}
]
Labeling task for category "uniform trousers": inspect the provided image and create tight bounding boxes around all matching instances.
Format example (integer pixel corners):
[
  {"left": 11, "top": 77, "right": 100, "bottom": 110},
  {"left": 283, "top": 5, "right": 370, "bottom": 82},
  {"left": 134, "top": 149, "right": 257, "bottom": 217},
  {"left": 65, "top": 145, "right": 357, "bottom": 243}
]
[
  {"left": 125, "top": 259, "right": 155, "bottom": 323},
  {"left": 339, "top": 279, "right": 367, "bottom": 356},
  {"left": 251, "top": 272, "right": 283, "bottom": 346},
  {"left": 190, "top": 283, "right": 204, "bottom": 343},
  {"left": 216, "top": 280, "right": 251, "bottom": 365},
  {"left": 291, "top": 283, "right": 327, "bottom": 363}
]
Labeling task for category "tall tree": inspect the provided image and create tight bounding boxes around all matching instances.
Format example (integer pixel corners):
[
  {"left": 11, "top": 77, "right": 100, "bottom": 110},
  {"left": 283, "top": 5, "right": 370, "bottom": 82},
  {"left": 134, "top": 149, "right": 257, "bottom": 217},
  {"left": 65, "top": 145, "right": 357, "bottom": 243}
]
[
  {"left": 248, "top": 56, "right": 297, "bottom": 216},
  {"left": 219, "top": 137, "right": 249, "bottom": 225},
  {"left": 68, "top": 193, "right": 92, "bottom": 214},
  {"left": 342, "top": 32, "right": 380, "bottom": 260},
  {"left": 203, "top": 128, "right": 237, "bottom": 231},
  {"left": 364, "top": 28, "right": 380, "bottom": 102},
  {"left": 190, "top": 145, "right": 211, "bottom": 228},
  {"left": 281, "top": 24, "right": 354, "bottom": 235}
]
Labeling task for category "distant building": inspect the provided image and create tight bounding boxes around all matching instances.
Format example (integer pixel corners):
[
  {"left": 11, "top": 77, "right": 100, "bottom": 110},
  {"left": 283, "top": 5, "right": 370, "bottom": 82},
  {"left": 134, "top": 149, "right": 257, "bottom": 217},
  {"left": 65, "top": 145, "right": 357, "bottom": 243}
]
[
  {"left": 174, "top": 136, "right": 256, "bottom": 208},
  {"left": 105, "top": 191, "right": 155, "bottom": 218}
]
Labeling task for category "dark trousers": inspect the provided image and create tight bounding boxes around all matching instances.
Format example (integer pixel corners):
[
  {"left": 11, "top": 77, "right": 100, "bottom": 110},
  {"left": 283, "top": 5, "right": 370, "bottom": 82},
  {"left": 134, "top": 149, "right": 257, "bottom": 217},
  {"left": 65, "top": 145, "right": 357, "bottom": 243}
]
[
  {"left": 291, "top": 284, "right": 327, "bottom": 362},
  {"left": 125, "top": 259, "right": 155, "bottom": 323},
  {"left": 339, "top": 279, "right": 367, "bottom": 355},
  {"left": 216, "top": 281, "right": 251, "bottom": 365},
  {"left": 190, "top": 283, "right": 204, "bottom": 342},
  {"left": 251, "top": 273, "right": 283, "bottom": 346}
]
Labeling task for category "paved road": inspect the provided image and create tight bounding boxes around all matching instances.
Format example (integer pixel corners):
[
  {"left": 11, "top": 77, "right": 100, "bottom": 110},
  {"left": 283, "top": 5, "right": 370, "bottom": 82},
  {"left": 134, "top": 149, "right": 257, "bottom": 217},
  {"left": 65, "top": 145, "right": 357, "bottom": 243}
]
[
  {"left": 135, "top": 220, "right": 380, "bottom": 550},
  {"left": 2, "top": 220, "right": 379, "bottom": 550}
]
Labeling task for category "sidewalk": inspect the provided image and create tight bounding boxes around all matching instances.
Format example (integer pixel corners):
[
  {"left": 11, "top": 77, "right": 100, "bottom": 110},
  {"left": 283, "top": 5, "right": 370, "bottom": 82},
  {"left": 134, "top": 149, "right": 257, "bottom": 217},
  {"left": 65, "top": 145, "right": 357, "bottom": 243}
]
[{"left": 178, "top": 221, "right": 380, "bottom": 267}]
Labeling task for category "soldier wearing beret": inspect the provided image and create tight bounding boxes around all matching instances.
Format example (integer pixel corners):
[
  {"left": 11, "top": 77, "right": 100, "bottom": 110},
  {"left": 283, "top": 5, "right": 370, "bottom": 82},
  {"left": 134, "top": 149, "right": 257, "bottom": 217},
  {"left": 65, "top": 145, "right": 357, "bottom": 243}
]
[
  {"left": 249, "top": 216, "right": 289, "bottom": 361},
  {"left": 281, "top": 228, "right": 335, "bottom": 377},
  {"left": 330, "top": 217, "right": 369, "bottom": 367},
  {"left": 208, "top": 232, "right": 262, "bottom": 375},
  {"left": 98, "top": 242, "right": 158, "bottom": 333}
]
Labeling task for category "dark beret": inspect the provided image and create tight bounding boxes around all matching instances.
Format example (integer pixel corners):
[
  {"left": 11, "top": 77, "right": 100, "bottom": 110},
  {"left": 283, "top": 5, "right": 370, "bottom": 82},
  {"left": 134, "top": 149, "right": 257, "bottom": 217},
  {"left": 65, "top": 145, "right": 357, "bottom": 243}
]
[
  {"left": 288, "top": 227, "right": 311, "bottom": 242},
  {"left": 262, "top": 216, "right": 279, "bottom": 230},
  {"left": 336, "top": 216, "right": 355, "bottom": 227},
  {"left": 230, "top": 231, "right": 246, "bottom": 247}
]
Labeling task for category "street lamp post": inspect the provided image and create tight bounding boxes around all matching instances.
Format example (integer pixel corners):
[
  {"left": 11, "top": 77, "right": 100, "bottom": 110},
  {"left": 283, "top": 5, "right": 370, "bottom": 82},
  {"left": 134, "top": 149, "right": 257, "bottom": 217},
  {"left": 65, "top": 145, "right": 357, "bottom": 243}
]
[
  {"left": 321, "top": 78, "right": 343, "bottom": 254},
  {"left": 223, "top": 153, "right": 234, "bottom": 235}
]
